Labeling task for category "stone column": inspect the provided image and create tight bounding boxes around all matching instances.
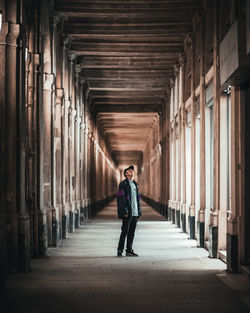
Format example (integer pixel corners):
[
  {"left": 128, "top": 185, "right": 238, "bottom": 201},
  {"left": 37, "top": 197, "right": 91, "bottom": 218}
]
[
  {"left": 169, "top": 80, "right": 176, "bottom": 223},
  {"left": 68, "top": 105, "right": 74, "bottom": 232},
  {"left": 176, "top": 66, "right": 182, "bottom": 228},
  {"left": 87, "top": 128, "right": 92, "bottom": 217},
  {"left": 43, "top": 73, "right": 54, "bottom": 246},
  {"left": 179, "top": 55, "right": 187, "bottom": 232},
  {"left": 159, "top": 109, "right": 165, "bottom": 216},
  {"left": 50, "top": 15, "right": 60, "bottom": 246},
  {"left": 90, "top": 133, "right": 96, "bottom": 216},
  {"left": 168, "top": 129, "right": 173, "bottom": 221},
  {"left": 209, "top": 3, "right": 220, "bottom": 257},
  {"left": 74, "top": 109, "right": 80, "bottom": 228},
  {"left": 51, "top": 87, "right": 63, "bottom": 246},
  {"left": 68, "top": 51, "right": 76, "bottom": 233},
  {"left": 181, "top": 107, "right": 187, "bottom": 233},
  {"left": 79, "top": 76, "right": 86, "bottom": 224},
  {"left": 61, "top": 38, "right": 70, "bottom": 239},
  {"left": 188, "top": 34, "right": 196, "bottom": 240},
  {"left": 197, "top": 14, "right": 206, "bottom": 248},
  {"left": 177, "top": 112, "right": 182, "bottom": 228},
  {"left": 227, "top": 86, "right": 243, "bottom": 272},
  {"left": 5, "top": 12, "right": 20, "bottom": 273},
  {"left": 36, "top": 54, "right": 48, "bottom": 257},
  {"left": 163, "top": 92, "right": 170, "bottom": 220},
  {"left": 26, "top": 30, "right": 39, "bottom": 258},
  {"left": 74, "top": 64, "right": 81, "bottom": 228},
  {"left": 0, "top": 9, "right": 8, "bottom": 290},
  {"left": 84, "top": 121, "right": 90, "bottom": 219},
  {"left": 5, "top": 2, "right": 31, "bottom": 272}
]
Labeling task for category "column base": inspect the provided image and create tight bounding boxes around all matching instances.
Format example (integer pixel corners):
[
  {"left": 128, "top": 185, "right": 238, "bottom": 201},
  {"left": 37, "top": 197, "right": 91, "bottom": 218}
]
[
  {"left": 62, "top": 215, "right": 68, "bottom": 239},
  {"left": 52, "top": 217, "right": 60, "bottom": 247},
  {"left": 188, "top": 216, "right": 195, "bottom": 239},
  {"left": 227, "top": 233, "right": 238, "bottom": 272},
  {"left": 38, "top": 209, "right": 48, "bottom": 257},
  {"left": 168, "top": 206, "right": 172, "bottom": 221},
  {"left": 208, "top": 225, "right": 218, "bottom": 258},
  {"left": 18, "top": 214, "right": 31, "bottom": 272},
  {"left": 75, "top": 209, "right": 80, "bottom": 229},
  {"left": 160, "top": 202, "right": 165, "bottom": 216},
  {"left": 181, "top": 213, "right": 186, "bottom": 233},
  {"left": 176, "top": 210, "right": 180, "bottom": 228},
  {"left": 80, "top": 207, "right": 88, "bottom": 224},
  {"left": 7, "top": 211, "right": 19, "bottom": 273},
  {"left": 197, "top": 221, "right": 205, "bottom": 247},
  {"left": 171, "top": 208, "right": 175, "bottom": 224},
  {"left": 88, "top": 204, "right": 92, "bottom": 219},
  {"left": 164, "top": 205, "right": 168, "bottom": 219},
  {"left": 69, "top": 210, "right": 75, "bottom": 233}
]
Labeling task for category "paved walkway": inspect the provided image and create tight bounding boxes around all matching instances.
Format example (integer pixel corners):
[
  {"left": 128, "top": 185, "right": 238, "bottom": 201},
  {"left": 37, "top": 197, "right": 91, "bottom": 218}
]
[{"left": 2, "top": 201, "right": 250, "bottom": 313}]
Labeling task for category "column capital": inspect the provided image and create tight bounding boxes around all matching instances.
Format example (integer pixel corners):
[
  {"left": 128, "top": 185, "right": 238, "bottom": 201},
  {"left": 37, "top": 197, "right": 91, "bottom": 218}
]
[
  {"left": 184, "top": 32, "right": 194, "bottom": 51},
  {"left": 50, "top": 14, "right": 60, "bottom": 29},
  {"left": 65, "top": 100, "right": 71, "bottom": 109},
  {"left": 55, "top": 88, "right": 64, "bottom": 104},
  {"left": 43, "top": 73, "right": 54, "bottom": 91},
  {"left": 173, "top": 64, "right": 179, "bottom": 77},
  {"left": 198, "top": 208, "right": 205, "bottom": 222},
  {"left": 189, "top": 204, "right": 196, "bottom": 216},
  {"left": 210, "top": 210, "right": 219, "bottom": 227},
  {"left": 33, "top": 53, "right": 41, "bottom": 67},
  {"left": 88, "top": 131, "right": 92, "bottom": 139},
  {"left": 62, "top": 35, "right": 71, "bottom": 49},
  {"left": 72, "top": 108, "right": 77, "bottom": 118},
  {"left": 169, "top": 78, "right": 174, "bottom": 88},
  {"left": 74, "top": 63, "right": 81, "bottom": 80},
  {"left": 68, "top": 50, "right": 77, "bottom": 62},
  {"left": 200, "top": 74, "right": 206, "bottom": 87},
  {"left": 74, "top": 63, "right": 81, "bottom": 74},
  {"left": 178, "top": 53, "right": 185, "bottom": 67},
  {"left": 227, "top": 213, "right": 238, "bottom": 235},
  {"left": 80, "top": 75, "right": 86, "bottom": 85}
]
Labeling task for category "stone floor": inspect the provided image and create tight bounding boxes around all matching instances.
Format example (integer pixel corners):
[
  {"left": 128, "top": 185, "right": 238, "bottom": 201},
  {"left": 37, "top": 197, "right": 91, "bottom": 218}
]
[{"left": 2, "top": 201, "right": 250, "bottom": 313}]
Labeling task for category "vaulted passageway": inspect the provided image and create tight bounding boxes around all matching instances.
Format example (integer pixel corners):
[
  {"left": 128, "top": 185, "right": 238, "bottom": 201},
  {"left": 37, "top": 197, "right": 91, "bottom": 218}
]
[{"left": 1, "top": 0, "right": 250, "bottom": 307}]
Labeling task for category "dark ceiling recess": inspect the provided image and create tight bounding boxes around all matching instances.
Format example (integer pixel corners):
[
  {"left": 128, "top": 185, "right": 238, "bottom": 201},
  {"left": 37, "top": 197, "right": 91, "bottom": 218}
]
[{"left": 55, "top": 0, "right": 201, "bottom": 166}]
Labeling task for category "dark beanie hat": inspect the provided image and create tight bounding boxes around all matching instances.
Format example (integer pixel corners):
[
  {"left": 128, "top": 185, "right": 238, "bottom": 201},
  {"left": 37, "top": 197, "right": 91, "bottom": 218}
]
[{"left": 123, "top": 165, "right": 134, "bottom": 176}]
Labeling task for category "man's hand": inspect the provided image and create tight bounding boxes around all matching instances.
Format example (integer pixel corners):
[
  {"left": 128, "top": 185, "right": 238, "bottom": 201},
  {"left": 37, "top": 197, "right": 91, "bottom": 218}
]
[{"left": 124, "top": 213, "right": 129, "bottom": 217}]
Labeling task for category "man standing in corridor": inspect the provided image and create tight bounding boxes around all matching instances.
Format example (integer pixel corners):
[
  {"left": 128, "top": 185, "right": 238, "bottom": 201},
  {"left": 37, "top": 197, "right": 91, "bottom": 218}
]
[{"left": 117, "top": 165, "right": 142, "bottom": 257}]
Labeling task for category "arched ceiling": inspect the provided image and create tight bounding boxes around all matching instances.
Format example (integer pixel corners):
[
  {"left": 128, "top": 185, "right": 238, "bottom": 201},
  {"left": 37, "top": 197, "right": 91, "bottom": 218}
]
[{"left": 55, "top": 0, "right": 202, "bottom": 166}]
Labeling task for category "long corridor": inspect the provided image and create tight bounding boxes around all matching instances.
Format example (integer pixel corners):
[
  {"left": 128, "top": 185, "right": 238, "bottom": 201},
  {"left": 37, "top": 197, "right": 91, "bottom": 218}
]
[{"left": 3, "top": 201, "right": 250, "bottom": 313}]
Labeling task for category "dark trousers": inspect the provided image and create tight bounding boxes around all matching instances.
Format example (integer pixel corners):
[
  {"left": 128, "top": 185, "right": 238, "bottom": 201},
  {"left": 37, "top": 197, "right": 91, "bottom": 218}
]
[{"left": 118, "top": 216, "right": 138, "bottom": 252}]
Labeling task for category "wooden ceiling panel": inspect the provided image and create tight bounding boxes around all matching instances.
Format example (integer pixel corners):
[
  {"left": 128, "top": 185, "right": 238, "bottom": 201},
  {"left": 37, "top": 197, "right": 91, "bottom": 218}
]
[{"left": 55, "top": 0, "right": 201, "bottom": 164}]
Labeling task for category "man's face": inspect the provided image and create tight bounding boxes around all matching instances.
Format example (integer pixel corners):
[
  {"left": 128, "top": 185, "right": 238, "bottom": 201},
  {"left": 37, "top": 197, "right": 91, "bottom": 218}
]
[{"left": 125, "top": 169, "right": 134, "bottom": 180}]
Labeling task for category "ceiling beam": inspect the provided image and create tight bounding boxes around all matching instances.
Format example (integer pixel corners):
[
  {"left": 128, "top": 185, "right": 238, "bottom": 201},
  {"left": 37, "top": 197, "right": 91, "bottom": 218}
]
[
  {"left": 68, "top": 34, "right": 185, "bottom": 43},
  {"left": 94, "top": 106, "right": 161, "bottom": 113},
  {"left": 80, "top": 57, "right": 177, "bottom": 69},
  {"left": 75, "top": 51, "right": 180, "bottom": 57},
  {"left": 82, "top": 69, "right": 172, "bottom": 79}
]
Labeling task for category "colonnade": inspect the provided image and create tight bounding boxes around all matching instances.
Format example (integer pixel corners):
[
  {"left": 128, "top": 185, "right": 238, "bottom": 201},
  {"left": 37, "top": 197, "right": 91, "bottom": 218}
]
[
  {"left": 1, "top": 0, "right": 250, "bottom": 294},
  {"left": 0, "top": 0, "right": 118, "bottom": 291},
  {"left": 140, "top": 1, "right": 249, "bottom": 274}
]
